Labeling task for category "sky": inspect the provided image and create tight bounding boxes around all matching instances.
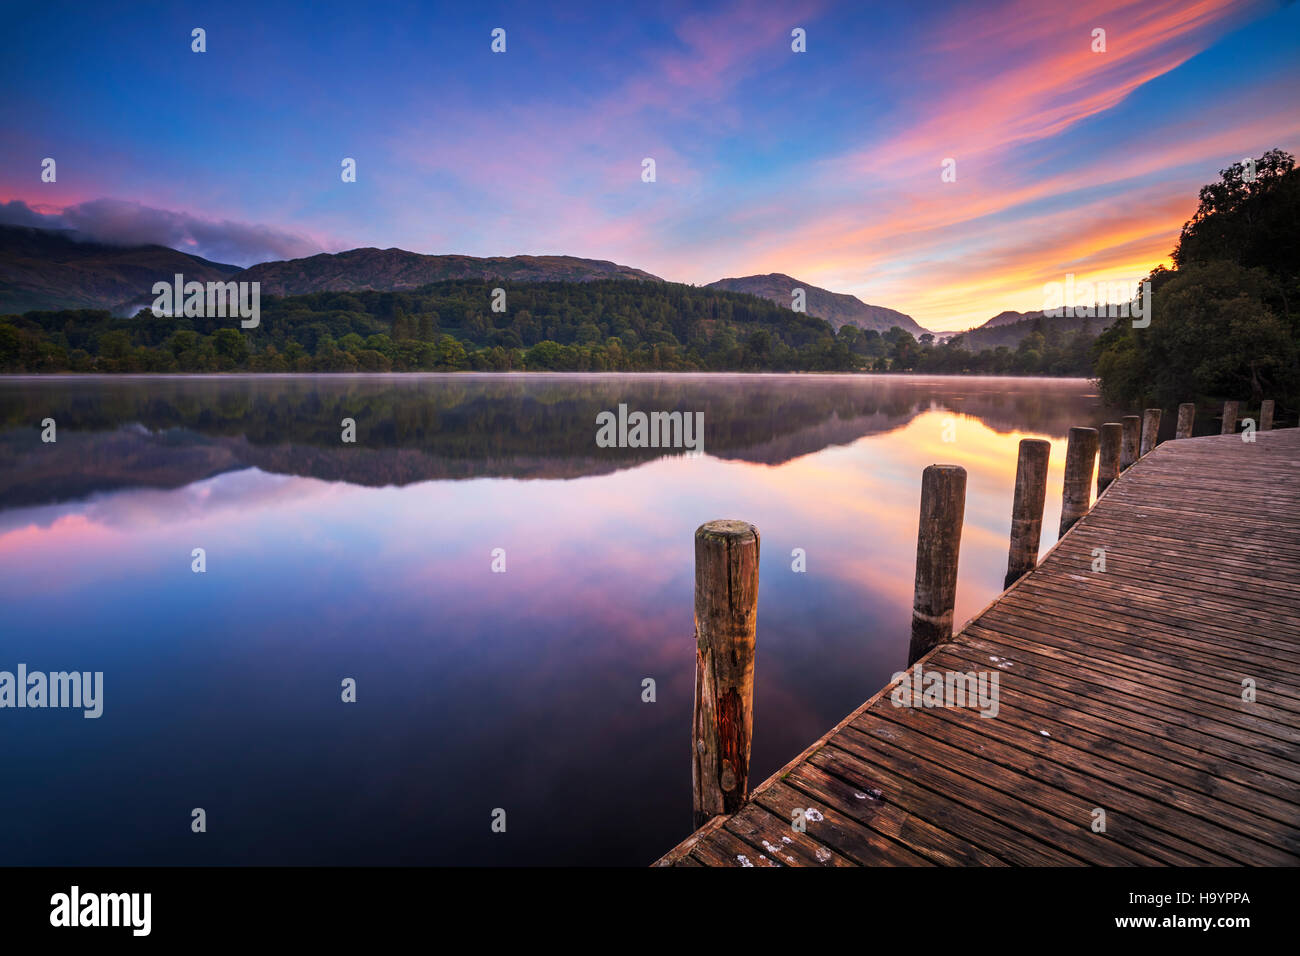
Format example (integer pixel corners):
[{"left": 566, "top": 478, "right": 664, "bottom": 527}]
[{"left": 1, "top": 0, "right": 1298, "bottom": 331}]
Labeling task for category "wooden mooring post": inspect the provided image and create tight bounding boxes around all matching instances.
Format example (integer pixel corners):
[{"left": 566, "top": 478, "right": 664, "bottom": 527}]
[
  {"left": 691, "top": 520, "right": 760, "bottom": 830},
  {"left": 1140, "top": 408, "right": 1162, "bottom": 457},
  {"left": 1097, "top": 423, "right": 1122, "bottom": 495},
  {"left": 1176, "top": 403, "right": 1195, "bottom": 439},
  {"left": 1222, "top": 400, "right": 1239, "bottom": 435},
  {"left": 907, "top": 465, "right": 966, "bottom": 666},
  {"left": 1004, "top": 440, "right": 1050, "bottom": 590},
  {"left": 1261, "top": 399, "right": 1275, "bottom": 431},
  {"left": 1120, "top": 415, "right": 1141, "bottom": 470},
  {"left": 1059, "top": 426, "right": 1098, "bottom": 537}
]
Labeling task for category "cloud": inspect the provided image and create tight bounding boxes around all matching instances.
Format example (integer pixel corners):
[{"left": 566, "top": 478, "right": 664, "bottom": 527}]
[{"left": 0, "top": 198, "right": 328, "bottom": 266}]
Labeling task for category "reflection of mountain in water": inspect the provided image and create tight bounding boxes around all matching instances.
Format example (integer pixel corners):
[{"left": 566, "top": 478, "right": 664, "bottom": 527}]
[{"left": 0, "top": 375, "right": 1112, "bottom": 509}]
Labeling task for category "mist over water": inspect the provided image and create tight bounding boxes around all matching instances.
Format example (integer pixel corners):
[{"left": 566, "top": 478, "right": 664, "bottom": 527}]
[{"left": 0, "top": 373, "right": 1131, "bottom": 865}]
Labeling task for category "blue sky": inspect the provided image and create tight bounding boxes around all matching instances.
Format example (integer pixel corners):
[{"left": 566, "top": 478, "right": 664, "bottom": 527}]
[{"left": 2, "top": 0, "right": 1297, "bottom": 329}]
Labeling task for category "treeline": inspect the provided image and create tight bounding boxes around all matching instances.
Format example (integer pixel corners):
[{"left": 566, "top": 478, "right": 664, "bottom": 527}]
[
  {"left": 0, "top": 276, "right": 1098, "bottom": 375},
  {"left": 912, "top": 321, "right": 1098, "bottom": 375},
  {"left": 950, "top": 312, "right": 1110, "bottom": 353},
  {"left": 0, "top": 280, "right": 844, "bottom": 373}
]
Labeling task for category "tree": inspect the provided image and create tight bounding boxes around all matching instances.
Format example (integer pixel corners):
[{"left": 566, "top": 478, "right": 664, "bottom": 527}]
[
  {"left": 169, "top": 329, "right": 200, "bottom": 356},
  {"left": 436, "top": 334, "right": 468, "bottom": 369},
  {"left": 212, "top": 328, "right": 250, "bottom": 365},
  {"left": 1175, "top": 150, "right": 1299, "bottom": 280},
  {"left": 1096, "top": 150, "right": 1299, "bottom": 411},
  {"left": 97, "top": 329, "right": 131, "bottom": 360},
  {"left": 524, "top": 339, "right": 562, "bottom": 370},
  {"left": 1094, "top": 262, "right": 1295, "bottom": 405},
  {"left": 0, "top": 323, "right": 20, "bottom": 368}
]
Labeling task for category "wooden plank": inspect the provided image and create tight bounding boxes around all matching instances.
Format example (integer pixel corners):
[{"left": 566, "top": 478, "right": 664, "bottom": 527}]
[
  {"left": 749, "top": 779, "right": 934, "bottom": 866},
  {"left": 935, "top": 646, "right": 1300, "bottom": 806},
  {"left": 845, "top": 716, "right": 1222, "bottom": 865},
  {"left": 801, "top": 746, "right": 1079, "bottom": 865},
  {"left": 873, "top": 700, "right": 1300, "bottom": 862},
  {"left": 984, "top": 586, "right": 1300, "bottom": 680},
  {"left": 722, "top": 802, "right": 854, "bottom": 867},
  {"left": 924, "top": 649, "right": 1300, "bottom": 831},
  {"left": 785, "top": 759, "right": 1007, "bottom": 866},
  {"left": 960, "top": 625, "right": 1300, "bottom": 732},
  {"left": 689, "top": 825, "right": 782, "bottom": 867}
]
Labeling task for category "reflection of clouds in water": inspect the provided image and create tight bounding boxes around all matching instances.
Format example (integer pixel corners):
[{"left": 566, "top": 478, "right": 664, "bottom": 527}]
[
  {"left": 0, "top": 469, "right": 339, "bottom": 538},
  {"left": 0, "top": 470, "right": 366, "bottom": 567}
]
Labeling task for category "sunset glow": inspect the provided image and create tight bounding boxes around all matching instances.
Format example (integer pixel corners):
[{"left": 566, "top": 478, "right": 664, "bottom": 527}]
[{"left": 2, "top": 0, "right": 1296, "bottom": 331}]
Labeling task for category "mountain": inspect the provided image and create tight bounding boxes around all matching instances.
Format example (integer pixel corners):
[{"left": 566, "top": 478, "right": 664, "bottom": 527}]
[
  {"left": 3, "top": 226, "right": 929, "bottom": 342},
  {"left": 233, "top": 248, "right": 662, "bottom": 297},
  {"left": 978, "top": 309, "right": 1042, "bottom": 329},
  {"left": 948, "top": 311, "right": 1116, "bottom": 351},
  {"left": 705, "top": 273, "right": 928, "bottom": 336},
  {"left": 0, "top": 225, "right": 240, "bottom": 315}
]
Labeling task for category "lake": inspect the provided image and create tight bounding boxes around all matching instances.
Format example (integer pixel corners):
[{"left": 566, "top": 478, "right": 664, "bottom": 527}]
[{"left": 0, "top": 373, "right": 1150, "bottom": 865}]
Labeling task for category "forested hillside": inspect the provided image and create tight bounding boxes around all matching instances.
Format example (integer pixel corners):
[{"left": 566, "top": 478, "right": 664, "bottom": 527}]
[{"left": 2, "top": 280, "right": 860, "bottom": 372}]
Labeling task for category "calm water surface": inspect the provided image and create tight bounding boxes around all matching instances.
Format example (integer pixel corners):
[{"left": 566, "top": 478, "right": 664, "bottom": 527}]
[{"left": 0, "top": 373, "right": 1145, "bottom": 865}]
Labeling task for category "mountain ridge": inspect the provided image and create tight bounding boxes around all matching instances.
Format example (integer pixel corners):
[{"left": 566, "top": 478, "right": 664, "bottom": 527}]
[
  {"left": 3, "top": 225, "right": 953, "bottom": 338},
  {"left": 0, "top": 225, "right": 240, "bottom": 314},
  {"left": 977, "top": 309, "right": 1043, "bottom": 329},
  {"left": 706, "top": 272, "right": 930, "bottom": 336},
  {"left": 233, "top": 246, "right": 665, "bottom": 296}
]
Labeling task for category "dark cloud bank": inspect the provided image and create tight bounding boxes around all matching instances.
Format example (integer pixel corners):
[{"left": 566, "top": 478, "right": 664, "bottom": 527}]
[{"left": 0, "top": 198, "right": 326, "bottom": 266}]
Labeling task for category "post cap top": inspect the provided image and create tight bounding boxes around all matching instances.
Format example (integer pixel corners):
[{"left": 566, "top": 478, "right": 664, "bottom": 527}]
[{"left": 696, "top": 519, "right": 759, "bottom": 541}]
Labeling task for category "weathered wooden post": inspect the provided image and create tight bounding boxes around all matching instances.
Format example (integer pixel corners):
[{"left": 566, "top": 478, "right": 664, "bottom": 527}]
[
  {"left": 1059, "top": 426, "right": 1099, "bottom": 536},
  {"left": 1120, "top": 415, "right": 1141, "bottom": 470},
  {"left": 1176, "top": 403, "right": 1195, "bottom": 439},
  {"left": 1222, "top": 400, "right": 1239, "bottom": 435},
  {"left": 907, "top": 465, "right": 966, "bottom": 667},
  {"left": 1260, "top": 399, "right": 1275, "bottom": 431},
  {"left": 1004, "top": 440, "right": 1049, "bottom": 590},
  {"left": 692, "top": 519, "right": 760, "bottom": 830},
  {"left": 1097, "top": 423, "right": 1122, "bottom": 495},
  {"left": 1140, "top": 408, "right": 1162, "bottom": 457}
]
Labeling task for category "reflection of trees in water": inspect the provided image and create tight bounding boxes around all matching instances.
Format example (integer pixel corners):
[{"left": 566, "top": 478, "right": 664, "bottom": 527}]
[{"left": 0, "top": 376, "right": 1114, "bottom": 507}]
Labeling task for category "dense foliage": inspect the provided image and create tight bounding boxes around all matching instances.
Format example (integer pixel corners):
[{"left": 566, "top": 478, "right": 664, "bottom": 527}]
[
  {"left": 0, "top": 279, "right": 1093, "bottom": 375},
  {"left": 1094, "top": 150, "right": 1300, "bottom": 412},
  {"left": 920, "top": 319, "right": 1098, "bottom": 376}
]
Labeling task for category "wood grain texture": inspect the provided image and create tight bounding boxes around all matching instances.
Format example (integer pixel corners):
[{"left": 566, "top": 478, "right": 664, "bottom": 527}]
[
  {"left": 908, "top": 465, "right": 967, "bottom": 666},
  {"left": 1140, "top": 408, "right": 1162, "bottom": 457},
  {"left": 657, "top": 428, "right": 1300, "bottom": 866},
  {"left": 692, "top": 519, "right": 761, "bottom": 830},
  {"left": 1006, "top": 439, "right": 1050, "bottom": 589},
  {"left": 1059, "top": 427, "right": 1098, "bottom": 536}
]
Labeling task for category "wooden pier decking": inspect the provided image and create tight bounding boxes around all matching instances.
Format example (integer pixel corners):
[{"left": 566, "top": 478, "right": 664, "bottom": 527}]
[{"left": 656, "top": 427, "right": 1300, "bottom": 866}]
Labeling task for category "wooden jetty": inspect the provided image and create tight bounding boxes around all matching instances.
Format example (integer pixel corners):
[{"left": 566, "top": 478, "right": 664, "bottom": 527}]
[{"left": 656, "top": 416, "right": 1300, "bottom": 866}]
